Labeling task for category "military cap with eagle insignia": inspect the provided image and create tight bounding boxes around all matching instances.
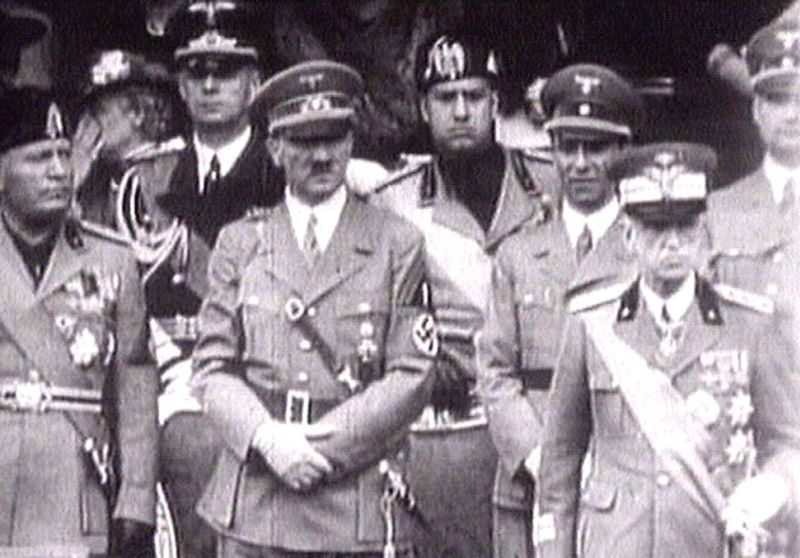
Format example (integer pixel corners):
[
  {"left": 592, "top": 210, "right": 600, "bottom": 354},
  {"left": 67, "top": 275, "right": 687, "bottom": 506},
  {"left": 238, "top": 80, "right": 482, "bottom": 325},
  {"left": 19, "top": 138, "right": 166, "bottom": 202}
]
[
  {"left": 415, "top": 32, "right": 502, "bottom": 92},
  {"left": 609, "top": 142, "right": 718, "bottom": 225},
  {"left": 251, "top": 60, "right": 365, "bottom": 139},
  {"left": 541, "top": 63, "right": 645, "bottom": 138},
  {"left": 745, "top": 19, "right": 800, "bottom": 94},
  {"left": 173, "top": 0, "right": 259, "bottom": 63},
  {"left": 0, "top": 88, "right": 69, "bottom": 154}
]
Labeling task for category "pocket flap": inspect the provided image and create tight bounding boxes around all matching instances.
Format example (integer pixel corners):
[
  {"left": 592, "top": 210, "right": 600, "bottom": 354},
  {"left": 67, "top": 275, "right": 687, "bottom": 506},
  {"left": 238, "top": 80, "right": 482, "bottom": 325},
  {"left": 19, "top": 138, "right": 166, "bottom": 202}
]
[{"left": 580, "top": 480, "right": 617, "bottom": 511}]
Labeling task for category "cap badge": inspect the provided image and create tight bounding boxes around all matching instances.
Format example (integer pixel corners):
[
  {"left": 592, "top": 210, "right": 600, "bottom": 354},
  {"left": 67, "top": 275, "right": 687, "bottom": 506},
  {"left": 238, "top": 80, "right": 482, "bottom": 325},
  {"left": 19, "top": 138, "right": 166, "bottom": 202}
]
[
  {"left": 575, "top": 74, "right": 601, "bottom": 95},
  {"left": 299, "top": 72, "right": 325, "bottom": 91},
  {"left": 302, "top": 94, "right": 333, "bottom": 113},
  {"left": 578, "top": 102, "right": 591, "bottom": 116},
  {"left": 46, "top": 103, "right": 65, "bottom": 140},
  {"left": 189, "top": 0, "right": 236, "bottom": 27},
  {"left": 782, "top": 56, "right": 797, "bottom": 68},
  {"left": 776, "top": 30, "right": 800, "bottom": 51},
  {"left": 645, "top": 152, "right": 688, "bottom": 198},
  {"left": 425, "top": 37, "right": 466, "bottom": 82},
  {"left": 92, "top": 50, "right": 131, "bottom": 86}
]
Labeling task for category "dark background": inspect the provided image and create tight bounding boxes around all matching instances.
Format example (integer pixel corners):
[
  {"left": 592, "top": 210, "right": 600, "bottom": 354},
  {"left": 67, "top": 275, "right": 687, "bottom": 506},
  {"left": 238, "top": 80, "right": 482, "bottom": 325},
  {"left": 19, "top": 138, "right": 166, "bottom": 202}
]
[{"left": 13, "top": 0, "right": 793, "bottom": 185}]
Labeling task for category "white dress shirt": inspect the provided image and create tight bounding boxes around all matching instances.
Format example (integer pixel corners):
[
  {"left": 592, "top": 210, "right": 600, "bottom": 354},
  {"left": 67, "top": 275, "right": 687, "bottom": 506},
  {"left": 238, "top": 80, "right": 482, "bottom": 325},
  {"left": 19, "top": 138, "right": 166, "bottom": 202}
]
[
  {"left": 562, "top": 198, "right": 620, "bottom": 249},
  {"left": 194, "top": 126, "right": 252, "bottom": 194},
  {"left": 285, "top": 184, "right": 347, "bottom": 254},
  {"left": 763, "top": 154, "right": 800, "bottom": 205},
  {"left": 640, "top": 272, "right": 696, "bottom": 326}
]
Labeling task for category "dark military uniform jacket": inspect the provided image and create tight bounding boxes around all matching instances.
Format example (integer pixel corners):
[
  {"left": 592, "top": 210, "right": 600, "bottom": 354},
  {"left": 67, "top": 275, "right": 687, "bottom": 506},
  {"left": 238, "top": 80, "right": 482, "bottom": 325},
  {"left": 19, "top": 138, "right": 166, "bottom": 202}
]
[
  {"left": 191, "top": 193, "right": 435, "bottom": 551},
  {"left": 371, "top": 150, "right": 557, "bottom": 412},
  {"left": 0, "top": 220, "right": 157, "bottom": 554},
  {"left": 477, "top": 213, "right": 634, "bottom": 511},
  {"left": 535, "top": 277, "right": 800, "bottom": 558}
]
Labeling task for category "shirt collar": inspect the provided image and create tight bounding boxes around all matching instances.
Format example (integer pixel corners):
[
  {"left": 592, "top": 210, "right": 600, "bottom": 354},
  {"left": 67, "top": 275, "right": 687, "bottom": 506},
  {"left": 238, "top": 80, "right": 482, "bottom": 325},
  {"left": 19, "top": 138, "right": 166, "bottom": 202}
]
[
  {"left": 284, "top": 184, "right": 348, "bottom": 253},
  {"left": 640, "top": 272, "right": 696, "bottom": 326},
  {"left": 194, "top": 125, "right": 252, "bottom": 185},
  {"left": 763, "top": 153, "right": 800, "bottom": 204},
  {"left": 562, "top": 197, "right": 620, "bottom": 249}
]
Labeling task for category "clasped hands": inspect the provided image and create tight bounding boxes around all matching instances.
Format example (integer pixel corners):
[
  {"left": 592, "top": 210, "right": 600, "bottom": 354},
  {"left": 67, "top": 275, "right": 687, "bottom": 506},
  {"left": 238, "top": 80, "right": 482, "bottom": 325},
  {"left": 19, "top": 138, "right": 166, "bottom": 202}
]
[{"left": 252, "top": 421, "right": 334, "bottom": 492}]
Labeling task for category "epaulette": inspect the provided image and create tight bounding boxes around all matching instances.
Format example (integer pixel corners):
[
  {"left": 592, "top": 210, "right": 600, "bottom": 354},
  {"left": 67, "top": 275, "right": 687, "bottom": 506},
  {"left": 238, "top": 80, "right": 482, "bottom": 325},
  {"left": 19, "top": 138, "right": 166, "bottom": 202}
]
[
  {"left": 79, "top": 219, "right": 130, "bottom": 246},
  {"left": 713, "top": 283, "right": 775, "bottom": 315},
  {"left": 373, "top": 154, "right": 432, "bottom": 195},
  {"left": 244, "top": 206, "right": 273, "bottom": 221},
  {"left": 517, "top": 146, "right": 553, "bottom": 164},
  {"left": 125, "top": 136, "right": 187, "bottom": 164},
  {"left": 567, "top": 281, "right": 632, "bottom": 314}
]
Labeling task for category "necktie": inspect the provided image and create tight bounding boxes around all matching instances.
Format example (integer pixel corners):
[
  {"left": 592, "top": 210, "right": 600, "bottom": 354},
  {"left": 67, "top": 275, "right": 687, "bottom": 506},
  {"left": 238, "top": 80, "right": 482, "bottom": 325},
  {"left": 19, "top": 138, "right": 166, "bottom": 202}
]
[
  {"left": 203, "top": 154, "right": 221, "bottom": 195},
  {"left": 303, "top": 212, "right": 321, "bottom": 266},
  {"left": 576, "top": 224, "right": 593, "bottom": 262}
]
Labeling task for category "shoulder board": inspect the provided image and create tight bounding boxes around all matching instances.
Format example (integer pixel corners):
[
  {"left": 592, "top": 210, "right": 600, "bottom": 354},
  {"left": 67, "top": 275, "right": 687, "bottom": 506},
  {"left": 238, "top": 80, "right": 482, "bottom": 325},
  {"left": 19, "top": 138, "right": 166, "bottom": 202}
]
[
  {"left": 244, "top": 206, "right": 274, "bottom": 221},
  {"left": 712, "top": 283, "right": 775, "bottom": 315},
  {"left": 79, "top": 220, "right": 130, "bottom": 246},
  {"left": 125, "top": 136, "right": 187, "bottom": 163},
  {"left": 517, "top": 146, "right": 553, "bottom": 164},
  {"left": 374, "top": 154, "right": 432, "bottom": 194},
  {"left": 567, "top": 281, "right": 632, "bottom": 314}
]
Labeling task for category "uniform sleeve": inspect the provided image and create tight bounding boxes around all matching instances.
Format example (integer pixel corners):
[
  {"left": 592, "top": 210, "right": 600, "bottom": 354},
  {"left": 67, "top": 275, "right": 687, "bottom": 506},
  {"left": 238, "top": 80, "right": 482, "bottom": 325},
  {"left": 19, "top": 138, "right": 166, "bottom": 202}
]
[
  {"left": 190, "top": 226, "right": 273, "bottom": 462},
  {"left": 112, "top": 252, "right": 159, "bottom": 526},
  {"left": 312, "top": 228, "right": 435, "bottom": 475},
  {"left": 535, "top": 314, "right": 592, "bottom": 558},
  {"left": 477, "top": 255, "right": 546, "bottom": 478},
  {"left": 751, "top": 318, "right": 800, "bottom": 511}
]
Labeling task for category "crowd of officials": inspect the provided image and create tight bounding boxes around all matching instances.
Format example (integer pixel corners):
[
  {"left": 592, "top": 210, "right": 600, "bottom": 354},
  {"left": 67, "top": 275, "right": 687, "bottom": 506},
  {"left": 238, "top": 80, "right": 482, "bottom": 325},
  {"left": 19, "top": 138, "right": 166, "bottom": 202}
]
[{"left": 0, "top": 1, "right": 799, "bottom": 557}]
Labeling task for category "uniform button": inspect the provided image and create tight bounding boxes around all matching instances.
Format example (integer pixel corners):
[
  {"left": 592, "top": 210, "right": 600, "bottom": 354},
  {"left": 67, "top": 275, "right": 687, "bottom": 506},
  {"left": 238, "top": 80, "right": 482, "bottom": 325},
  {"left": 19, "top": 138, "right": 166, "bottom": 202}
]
[
  {"left": 297, "top": 371, "right": 309, "bottom": 383},
  {"left": 766, "top": 283, "right": 778, "bottom": 296},
  {"left": 307, "top": 307, "right": 317, "bottom": 318},
  {"left": 656, "top": 473, "right": 671, "bottom": 488},
  {"left": 773, "top": 252, "right": 785, "bottom": 263},
  {"left": 298, "top": 339, "right": 312, "bottom": 351}
]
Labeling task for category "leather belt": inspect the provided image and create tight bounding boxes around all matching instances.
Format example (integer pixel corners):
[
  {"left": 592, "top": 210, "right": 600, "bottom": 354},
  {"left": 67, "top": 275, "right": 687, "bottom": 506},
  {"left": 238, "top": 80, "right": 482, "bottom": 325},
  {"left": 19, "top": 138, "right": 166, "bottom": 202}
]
[
  {"left": 519, "top": 367, "right": 553, "bottom": 391},
  {"left": 255, "top": 387, "right": 340, "bottom": 425},
  {"left": 156, "top": 315, "right": 198, "bottom": 342},
  {"left": 0, "top": 381, "right": 102, "bottom": 414}
]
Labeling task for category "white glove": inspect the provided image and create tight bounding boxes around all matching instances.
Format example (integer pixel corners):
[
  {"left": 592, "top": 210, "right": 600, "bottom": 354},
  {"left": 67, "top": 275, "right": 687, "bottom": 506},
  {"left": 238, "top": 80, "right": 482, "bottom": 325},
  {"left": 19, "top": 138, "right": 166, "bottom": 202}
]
[
  {"left": 252, "top": 422, "right": 334, "bottom": 491},
  {"left": 723, "top": 473, "right": 789, "bottom": 537}
]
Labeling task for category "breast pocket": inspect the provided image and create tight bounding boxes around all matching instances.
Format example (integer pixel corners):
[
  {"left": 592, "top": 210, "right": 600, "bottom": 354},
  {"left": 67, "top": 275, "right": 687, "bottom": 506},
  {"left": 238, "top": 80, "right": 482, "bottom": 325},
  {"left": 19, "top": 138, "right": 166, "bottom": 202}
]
[
  {"left": 516, "top": 283, "right": 563, "bottom": 370},
  {"left": 586, "top": 353, "right": 637, "bottom": 438},
  {"left": 335, "top": 290, "right": 391, "bottom": 379},
  {"left": 239, "top": 273, "right": 287, "bottom": 372}
]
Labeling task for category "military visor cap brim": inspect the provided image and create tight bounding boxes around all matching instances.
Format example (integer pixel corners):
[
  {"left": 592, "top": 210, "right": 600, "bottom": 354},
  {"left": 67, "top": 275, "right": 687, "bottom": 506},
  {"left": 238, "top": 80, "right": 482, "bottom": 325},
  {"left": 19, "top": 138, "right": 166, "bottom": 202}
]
[
  {"left": 175, "top": 31, "right": 258, "bottom": 62},
  {"left": 252, "top": 60, "right": 364, "bottom": 138}
]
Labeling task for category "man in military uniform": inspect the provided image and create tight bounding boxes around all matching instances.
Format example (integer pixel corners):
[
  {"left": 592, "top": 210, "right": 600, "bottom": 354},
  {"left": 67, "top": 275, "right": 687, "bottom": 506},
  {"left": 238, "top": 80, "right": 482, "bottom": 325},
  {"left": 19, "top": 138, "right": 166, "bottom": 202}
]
[
  {"left": 71, "top": 49, "right": 183, "bottom": 229},
  {"left": 709, "top": 19, "right": 800, "bottom": 335},
  {"left": 535, "top": 142, "right": 800, "bottom": 558},
  {"left": 477, "top": 63, "right": 643, "bottom": 558},
  {"left": 369, "top": 32, "right": 556, "bottom": 558},
  {"left": 135, "top": 3, "right": 284, "bottom": 557},
  {"left": 0, "top": 90, "right": 158, "bottom": 557},
  {"left": 190, "top": 60, "right": 436, "bottom": 558}
]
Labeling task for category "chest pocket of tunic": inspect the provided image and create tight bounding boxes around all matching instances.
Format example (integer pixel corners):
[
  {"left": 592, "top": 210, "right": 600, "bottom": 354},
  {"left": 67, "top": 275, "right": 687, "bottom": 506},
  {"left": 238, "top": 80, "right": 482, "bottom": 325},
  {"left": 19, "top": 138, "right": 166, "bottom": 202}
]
[
  {"left": 516, "top": 282, "right": 562, "bottom": 370},
  {"left": 336, "top": 290, "right": 390, "bottom": 382},
  {"left": 239, "top": 272, "right": 288, "bottom": 381},
  {"left": 586, "top": 349, "right": 637, "bottom": 438}
]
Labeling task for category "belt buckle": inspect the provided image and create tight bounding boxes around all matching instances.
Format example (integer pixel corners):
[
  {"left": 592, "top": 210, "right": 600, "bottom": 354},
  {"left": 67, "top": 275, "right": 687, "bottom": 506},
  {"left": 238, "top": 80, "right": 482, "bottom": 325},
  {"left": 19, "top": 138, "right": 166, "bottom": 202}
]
[
  {"left": 13, "top": 381, "right": 52, "bottom": 412},
  {"left": 285, "top": 389, "right": 310, "bottom": 425}
]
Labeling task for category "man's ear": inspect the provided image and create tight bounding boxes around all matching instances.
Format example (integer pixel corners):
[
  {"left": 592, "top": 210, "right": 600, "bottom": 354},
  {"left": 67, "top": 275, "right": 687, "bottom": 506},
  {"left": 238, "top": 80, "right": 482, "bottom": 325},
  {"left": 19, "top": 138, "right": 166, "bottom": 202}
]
[
  {"left": 245, "top": 67, "right": 261, "bottom": 104},
  {"left": 622, "top": 214, "right": 637, "bottom": 254},
  {"left": 177, "top": 74, "right": 189, "bottom": 103},
  {"left": 752, "top": 96, "right": 763, "bottom": 128},
  {"left": 419, "top": 96, "right": 431, "bottom": 125},
  {"left": 266, "top": 136, "right": 283, "bottom": 167},
  {"left": 490, "top": 90, "right": 499, "bottom": 119}
]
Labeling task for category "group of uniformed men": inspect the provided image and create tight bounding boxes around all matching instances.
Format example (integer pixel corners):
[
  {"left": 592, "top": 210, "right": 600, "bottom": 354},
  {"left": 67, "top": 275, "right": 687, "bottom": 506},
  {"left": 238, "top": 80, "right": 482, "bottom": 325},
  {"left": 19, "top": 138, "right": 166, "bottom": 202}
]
[{"left": 1, "top": 1, "right": 800, "bottom": 557}]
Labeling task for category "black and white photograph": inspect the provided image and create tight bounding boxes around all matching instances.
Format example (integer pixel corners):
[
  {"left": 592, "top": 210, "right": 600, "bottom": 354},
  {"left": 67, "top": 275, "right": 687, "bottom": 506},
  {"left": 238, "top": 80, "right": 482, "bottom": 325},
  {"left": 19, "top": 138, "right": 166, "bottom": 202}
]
[{"left": 0, "top": 1, "right": 798, "bottom": 557}]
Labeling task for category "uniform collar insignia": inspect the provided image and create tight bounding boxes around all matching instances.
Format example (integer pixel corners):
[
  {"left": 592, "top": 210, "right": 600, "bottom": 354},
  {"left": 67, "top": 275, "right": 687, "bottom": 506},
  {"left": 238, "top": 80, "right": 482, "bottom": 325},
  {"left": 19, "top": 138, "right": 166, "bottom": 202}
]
[
  {"left": 616, "top": 279, "right": 639, "bottom": 321},
  {"left": 696, "top": 276, "right": 723, "bottom": 325}
]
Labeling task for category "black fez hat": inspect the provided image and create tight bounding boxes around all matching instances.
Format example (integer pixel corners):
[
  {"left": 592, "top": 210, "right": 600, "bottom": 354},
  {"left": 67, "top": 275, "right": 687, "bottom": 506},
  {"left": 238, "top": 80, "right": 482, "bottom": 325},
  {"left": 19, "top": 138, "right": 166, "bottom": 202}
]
[
  {"left": 0, "top": 88, "right": 70, "bottom": 154},
  {"left": 416, "top": 32, "right": 502, "bottom": 92}
]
